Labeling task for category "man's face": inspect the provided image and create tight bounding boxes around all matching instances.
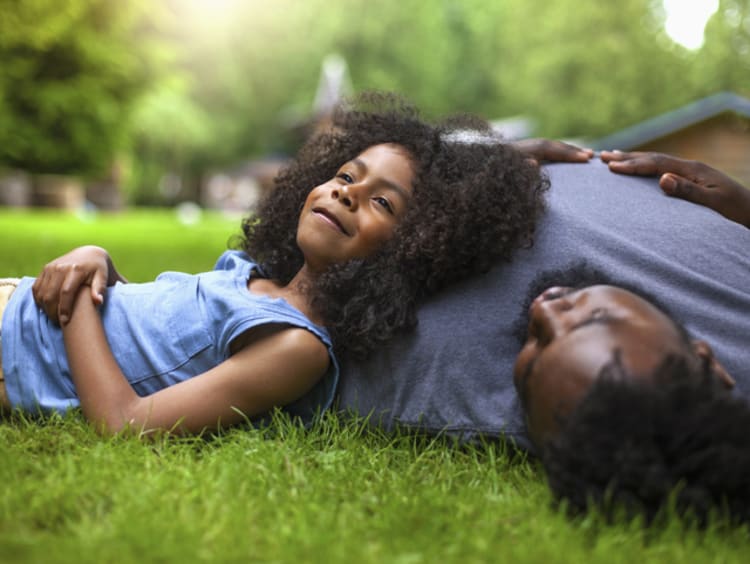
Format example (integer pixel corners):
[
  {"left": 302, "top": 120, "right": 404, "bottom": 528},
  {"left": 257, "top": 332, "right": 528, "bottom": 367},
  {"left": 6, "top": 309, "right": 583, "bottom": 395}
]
[{"left": 513, "top": 284, "right": 689, "bottom": 448}]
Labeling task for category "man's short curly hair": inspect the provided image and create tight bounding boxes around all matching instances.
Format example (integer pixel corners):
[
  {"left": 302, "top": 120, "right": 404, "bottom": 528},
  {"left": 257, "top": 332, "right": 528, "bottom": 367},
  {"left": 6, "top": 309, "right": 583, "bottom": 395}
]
[
  {"left": 237, "top": 92, "right": 548, "bottom": 358},
  {"left": 543, "top": 354, "right": 750, "bottom": 526}
]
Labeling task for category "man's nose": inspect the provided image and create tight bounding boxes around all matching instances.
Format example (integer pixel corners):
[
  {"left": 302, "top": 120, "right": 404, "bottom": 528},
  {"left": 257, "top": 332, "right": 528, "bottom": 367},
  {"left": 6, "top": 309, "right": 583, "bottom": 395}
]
[{"left": 535, "top": 293, "right": 577, "bottom": 340}]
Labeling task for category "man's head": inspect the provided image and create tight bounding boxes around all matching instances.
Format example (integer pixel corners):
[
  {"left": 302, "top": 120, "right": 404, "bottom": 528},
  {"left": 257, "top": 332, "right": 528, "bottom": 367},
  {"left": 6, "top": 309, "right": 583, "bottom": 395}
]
[
  {"left": 513, "top": 264, "right": 745, "bottom": 525},
  {"left": 513, "top": 283, "right": 733, "bottom": 447}
]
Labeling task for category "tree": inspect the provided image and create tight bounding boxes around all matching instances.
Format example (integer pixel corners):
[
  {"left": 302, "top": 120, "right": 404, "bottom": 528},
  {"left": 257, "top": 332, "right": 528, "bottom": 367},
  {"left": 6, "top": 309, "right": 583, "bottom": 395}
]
[
  {"left": 6, "top": 0, "right": 744, "bottom": 203},
  {"left": 699, "top": 0, "right": 750, "bottom": 95},
  {"left": 0, "top": 0, "right": 165, "bottom": 177}
]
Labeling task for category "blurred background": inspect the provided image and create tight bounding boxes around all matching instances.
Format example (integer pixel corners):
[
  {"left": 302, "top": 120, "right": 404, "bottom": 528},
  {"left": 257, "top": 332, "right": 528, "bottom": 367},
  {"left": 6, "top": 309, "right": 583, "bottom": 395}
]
[{"left": 0, "top": 0, "right": 748, "bottom": 212}]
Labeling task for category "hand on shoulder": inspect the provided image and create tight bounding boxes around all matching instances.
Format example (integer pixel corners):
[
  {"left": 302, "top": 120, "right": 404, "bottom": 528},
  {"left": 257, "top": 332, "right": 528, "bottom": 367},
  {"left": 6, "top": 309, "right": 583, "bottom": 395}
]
[
  {"left": 513, "top": 138, "right": 594, "bottom": 164},
  {"left": 601, "top": 150, "right": 750, "bottom": 229}
]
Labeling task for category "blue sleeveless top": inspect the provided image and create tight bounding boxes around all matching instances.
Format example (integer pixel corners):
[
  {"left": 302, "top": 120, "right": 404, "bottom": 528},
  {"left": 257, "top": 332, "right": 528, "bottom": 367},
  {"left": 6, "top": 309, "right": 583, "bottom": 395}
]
[{"left": 1, "top": 250, "right": 338, "bottom": 424}]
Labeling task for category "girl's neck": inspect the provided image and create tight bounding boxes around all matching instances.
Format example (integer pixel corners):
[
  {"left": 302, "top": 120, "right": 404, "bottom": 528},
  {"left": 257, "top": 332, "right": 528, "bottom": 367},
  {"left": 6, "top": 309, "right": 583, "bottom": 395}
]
[{"left": 248, "top": 264, "right": 323, "bottom": 325}]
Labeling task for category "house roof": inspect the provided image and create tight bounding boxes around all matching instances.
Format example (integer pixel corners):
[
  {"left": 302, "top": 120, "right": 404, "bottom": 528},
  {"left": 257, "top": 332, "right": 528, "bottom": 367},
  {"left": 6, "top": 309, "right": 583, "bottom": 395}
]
[
  {"left": 592, "top": 91, "right": 750, "bottom": 150},
  {"left": 313, "top": 54, "right": 352, "bottom": 116}
]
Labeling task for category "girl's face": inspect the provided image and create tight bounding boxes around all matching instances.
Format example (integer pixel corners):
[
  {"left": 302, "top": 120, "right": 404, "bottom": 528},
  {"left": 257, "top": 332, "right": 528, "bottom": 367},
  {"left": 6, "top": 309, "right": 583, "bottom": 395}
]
[{"left": 296, "top": 143, "right": 415, "bottom": 271}]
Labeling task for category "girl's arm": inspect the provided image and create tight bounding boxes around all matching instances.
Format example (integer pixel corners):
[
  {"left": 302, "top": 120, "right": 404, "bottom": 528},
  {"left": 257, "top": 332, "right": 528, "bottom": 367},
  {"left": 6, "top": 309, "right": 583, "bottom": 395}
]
[
  {"left": 33, "top": 245, "right": 127, "bottom": 325},
  {"left": 62, "top": 288, "right": 329, "bottom": 436}
]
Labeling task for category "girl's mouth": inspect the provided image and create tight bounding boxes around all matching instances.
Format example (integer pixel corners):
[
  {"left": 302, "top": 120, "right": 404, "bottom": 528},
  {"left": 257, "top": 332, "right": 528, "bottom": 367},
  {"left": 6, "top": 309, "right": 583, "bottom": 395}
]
[{"left": 312, "top": 207, "right": 350, "bottom": 236}]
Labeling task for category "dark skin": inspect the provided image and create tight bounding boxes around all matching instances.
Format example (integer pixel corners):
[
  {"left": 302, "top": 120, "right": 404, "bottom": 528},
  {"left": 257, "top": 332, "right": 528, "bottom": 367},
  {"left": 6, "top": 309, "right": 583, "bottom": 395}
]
[
  {"left": 514, "top": 139, "right": 594, "bottom": 165},
  {"left": 29, "top": 143, "right": 415, "bottom": 435},
  {"left": 601, "top": 150, "right": 750, "bottom": 229},
  {"left": 514, "top": 142, "right": 750, "bottom": 228},
  {"left": 38, "top": 144, "right": 748, "bottom": 327},
  {"left": 514, "top": 284, "right": 734, "bottom": 448},
  {"left": 29, "top": 138, "right": 745, "bottom": 436},
  {"left": 35, "top": 140, "right": 588, "bottom": 326},
  {"left": 34, "top": 144, "right": 415, "bottom": 326},
  {"left": 516, "top": 143, "right": 750, "bottom": 229}
]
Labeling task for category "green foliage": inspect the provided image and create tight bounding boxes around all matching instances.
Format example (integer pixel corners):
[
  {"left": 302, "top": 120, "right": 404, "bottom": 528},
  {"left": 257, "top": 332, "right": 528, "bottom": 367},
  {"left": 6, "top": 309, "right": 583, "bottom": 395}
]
[
  {"left": 700, "top": 0, "right": 750, "bottom": 93},
  {"left": 0, "top": 0, "right": 166, "bottom": 176},
  {"left": 147, "top": 0, "right": 750, "bottom": 162},
  {"left": 495, "top": 0, "right": 693, "bottom": 137},
  {"left": 126, "top": 78, "right": 215, "bottom": 204},
  {"left": 0, "top": 208, "right": 240, "bottom": 280},
  {"left": 2, "top": 0, "right": 749, "bottom": 200}
]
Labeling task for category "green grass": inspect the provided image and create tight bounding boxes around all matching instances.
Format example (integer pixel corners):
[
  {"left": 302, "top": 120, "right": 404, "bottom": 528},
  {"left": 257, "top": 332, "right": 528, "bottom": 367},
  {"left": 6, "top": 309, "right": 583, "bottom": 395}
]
[
  {"left": 1, "top": 209, "right": 749, "bottom": 563},
  {"left": 0, "top": 207, "right": 242, "bottom": 281}
]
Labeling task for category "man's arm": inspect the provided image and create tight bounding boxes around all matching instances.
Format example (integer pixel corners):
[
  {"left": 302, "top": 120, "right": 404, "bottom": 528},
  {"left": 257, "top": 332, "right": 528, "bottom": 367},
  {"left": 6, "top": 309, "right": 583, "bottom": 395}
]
[{"left": 601, "top": 150, "right": 750, "bottom": 229}]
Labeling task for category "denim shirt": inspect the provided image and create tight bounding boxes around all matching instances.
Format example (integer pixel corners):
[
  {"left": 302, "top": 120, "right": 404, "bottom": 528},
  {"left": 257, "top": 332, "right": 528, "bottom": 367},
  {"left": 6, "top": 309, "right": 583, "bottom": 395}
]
[{"left": 1, "top": 251, "right": 338, "bottom": 424}]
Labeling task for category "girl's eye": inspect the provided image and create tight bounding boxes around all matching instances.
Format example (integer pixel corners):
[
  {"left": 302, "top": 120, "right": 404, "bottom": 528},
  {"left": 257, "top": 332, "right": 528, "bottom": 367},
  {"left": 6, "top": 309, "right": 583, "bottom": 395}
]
[
  {"left": 373, "top": 196, "right": 393, "bottom": 214},
  {"left": 337, "top": 172, "right": 354, "bottom": 183}
]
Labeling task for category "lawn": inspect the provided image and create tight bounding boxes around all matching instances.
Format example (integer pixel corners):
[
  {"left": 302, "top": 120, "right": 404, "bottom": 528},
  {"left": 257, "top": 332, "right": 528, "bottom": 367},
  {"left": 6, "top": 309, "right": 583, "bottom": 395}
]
[{"left": 1, "top": 209, "right": 748, "bottom": 563}]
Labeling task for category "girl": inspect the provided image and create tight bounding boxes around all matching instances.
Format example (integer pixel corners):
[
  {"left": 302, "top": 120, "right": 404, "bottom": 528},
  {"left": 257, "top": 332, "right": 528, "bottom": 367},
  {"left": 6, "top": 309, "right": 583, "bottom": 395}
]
[{"left": 0, "top": 93, "right": 547, "bottom": 435}]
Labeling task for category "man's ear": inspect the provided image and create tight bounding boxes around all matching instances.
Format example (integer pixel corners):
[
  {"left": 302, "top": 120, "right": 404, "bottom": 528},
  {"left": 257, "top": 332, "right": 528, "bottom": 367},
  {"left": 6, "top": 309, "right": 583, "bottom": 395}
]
[{"left": 692, "top": 340, "right": 735, "bottom": 389}]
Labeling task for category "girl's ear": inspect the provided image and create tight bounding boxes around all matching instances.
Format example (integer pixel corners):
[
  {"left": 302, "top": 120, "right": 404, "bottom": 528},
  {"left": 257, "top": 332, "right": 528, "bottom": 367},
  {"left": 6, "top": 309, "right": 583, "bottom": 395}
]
[{"left": 692, "top": 340, "right": 735, "bottom": 389}]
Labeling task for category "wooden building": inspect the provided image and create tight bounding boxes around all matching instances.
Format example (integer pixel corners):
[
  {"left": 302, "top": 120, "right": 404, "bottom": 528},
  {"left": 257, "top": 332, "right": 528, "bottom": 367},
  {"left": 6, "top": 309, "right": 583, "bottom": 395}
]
[{"left": 593, "top": 92, "right": 750, "bottom": 188}]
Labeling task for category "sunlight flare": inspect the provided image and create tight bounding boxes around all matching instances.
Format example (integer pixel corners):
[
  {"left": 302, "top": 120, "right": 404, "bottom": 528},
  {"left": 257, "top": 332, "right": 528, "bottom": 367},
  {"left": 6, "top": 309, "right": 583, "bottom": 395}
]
[{"left": 663, "top": 0, "right": 719, "bottom": 49}]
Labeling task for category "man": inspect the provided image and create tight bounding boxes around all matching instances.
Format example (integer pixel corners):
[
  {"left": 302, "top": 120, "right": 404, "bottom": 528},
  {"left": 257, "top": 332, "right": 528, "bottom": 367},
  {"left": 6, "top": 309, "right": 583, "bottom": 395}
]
[
  {"left": 337, "top": 151, "right": 750, "bottom": 454},
  {"left": 515, "top": 271, "right": 750, "bottom": 524}
]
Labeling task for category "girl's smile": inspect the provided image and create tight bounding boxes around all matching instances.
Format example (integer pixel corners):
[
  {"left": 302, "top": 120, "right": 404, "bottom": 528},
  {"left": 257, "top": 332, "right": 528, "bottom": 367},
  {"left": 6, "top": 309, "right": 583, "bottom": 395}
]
[
  {"left": 311, "top": 206, "right": 351, "bottom": 236},
  {"left": 296, "top": 143, "right": 415, "bottom": 271}
]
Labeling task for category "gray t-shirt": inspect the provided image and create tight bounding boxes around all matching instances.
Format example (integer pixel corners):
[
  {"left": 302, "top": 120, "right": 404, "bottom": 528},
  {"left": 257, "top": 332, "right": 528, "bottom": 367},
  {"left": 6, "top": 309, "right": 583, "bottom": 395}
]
[{"left": 337, "top": 160, "right": 750, "bottom": 451}]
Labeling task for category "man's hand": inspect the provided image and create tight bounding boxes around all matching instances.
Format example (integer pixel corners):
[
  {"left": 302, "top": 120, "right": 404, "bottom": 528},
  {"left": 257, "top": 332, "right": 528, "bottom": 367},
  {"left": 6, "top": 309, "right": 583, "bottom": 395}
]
[
  {"left": 601, "top": 150, "right": 750, "bottom": 229},
  {"left": 32, "top": 245, "right": 126, "bottom": 325},
  {"left": 514, "top": 139, "right": 594, "bottom": 164}
]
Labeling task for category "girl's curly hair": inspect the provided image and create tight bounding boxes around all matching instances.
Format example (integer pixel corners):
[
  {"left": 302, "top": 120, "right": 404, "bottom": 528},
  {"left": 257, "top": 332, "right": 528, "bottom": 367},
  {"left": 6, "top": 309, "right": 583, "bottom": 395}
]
[
  {"left": 543, "top": 354, "right": 750, "bottom": 526},
  {"left": 237, "top": 92, "right": 548, "bottom": 358}
]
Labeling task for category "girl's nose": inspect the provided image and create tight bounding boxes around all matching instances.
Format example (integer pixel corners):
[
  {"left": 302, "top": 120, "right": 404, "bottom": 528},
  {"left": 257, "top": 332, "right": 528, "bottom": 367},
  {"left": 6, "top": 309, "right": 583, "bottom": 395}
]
[{"left": 332, "top": 185, "right": 358, "bottom": 210}]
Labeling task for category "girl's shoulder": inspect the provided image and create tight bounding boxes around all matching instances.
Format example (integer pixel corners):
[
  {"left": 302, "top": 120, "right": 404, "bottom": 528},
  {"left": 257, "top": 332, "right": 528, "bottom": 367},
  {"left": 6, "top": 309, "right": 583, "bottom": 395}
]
[{"left": 213, "top": 250, "right": 267, "bottom": 279}]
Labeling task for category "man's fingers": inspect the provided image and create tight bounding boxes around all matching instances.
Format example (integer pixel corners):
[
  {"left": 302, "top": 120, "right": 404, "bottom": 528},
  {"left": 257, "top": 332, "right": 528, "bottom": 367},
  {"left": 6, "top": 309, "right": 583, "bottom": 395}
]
[
  {"left": 606, "top": 157, "right": 658, "bottom": 176},
  {"left": 567, "top": 148, "right": 594, "bottom": 162},
  {"left": 547, "top": 144, "right": 593, "bottom": 162},
  {"left": 659, "top": 174, "right": 710, "bottom": 206},
  {"left": 600, "top": 150, "right": 637, "bottom": 163},
  {"left": 516, "top": 139, "right": 592, "bottom": 163},
  {"left": 603, "top": 151, "right": 699, "bottom": 179}
]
